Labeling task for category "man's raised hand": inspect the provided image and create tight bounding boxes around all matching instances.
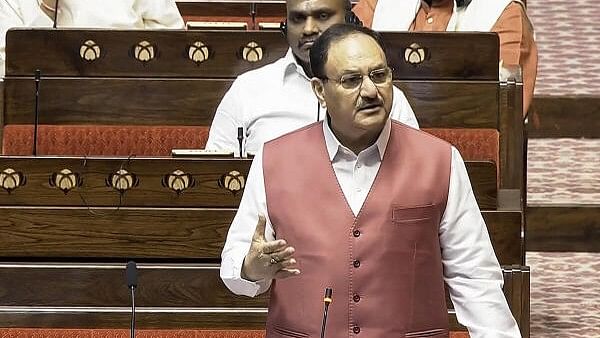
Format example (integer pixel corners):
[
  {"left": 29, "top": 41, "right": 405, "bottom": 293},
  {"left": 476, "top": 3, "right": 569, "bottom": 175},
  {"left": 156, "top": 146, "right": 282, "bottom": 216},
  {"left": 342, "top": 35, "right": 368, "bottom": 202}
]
[{"left": 241, "top": 215, "right": 300, "bottom": 282}]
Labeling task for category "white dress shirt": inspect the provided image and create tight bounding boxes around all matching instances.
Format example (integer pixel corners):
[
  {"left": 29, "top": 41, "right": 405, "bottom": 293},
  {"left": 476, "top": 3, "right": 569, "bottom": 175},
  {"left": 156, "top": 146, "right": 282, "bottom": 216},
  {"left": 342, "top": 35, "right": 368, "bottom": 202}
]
[
  {"left": 205, "top": 49, "right": 419, "bottom": 155},
  {"left": 220, "top": 118, "right": 521, "bottom": 338},
  {"left": 0, "top": 0, "right": 184, "bottom": 77}
]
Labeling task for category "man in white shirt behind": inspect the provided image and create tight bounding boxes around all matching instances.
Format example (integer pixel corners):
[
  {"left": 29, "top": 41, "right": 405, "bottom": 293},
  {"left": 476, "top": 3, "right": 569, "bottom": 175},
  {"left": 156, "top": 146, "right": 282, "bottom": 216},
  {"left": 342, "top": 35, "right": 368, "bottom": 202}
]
[
  {"left": 0, "top": 0, "right": 184, "bottom": 77},
  {"left": 220, "top": 24, "right": 521, "bottom": 338},
  {"left": 205, "top": 0, "right": 418, "bottom": 156}
]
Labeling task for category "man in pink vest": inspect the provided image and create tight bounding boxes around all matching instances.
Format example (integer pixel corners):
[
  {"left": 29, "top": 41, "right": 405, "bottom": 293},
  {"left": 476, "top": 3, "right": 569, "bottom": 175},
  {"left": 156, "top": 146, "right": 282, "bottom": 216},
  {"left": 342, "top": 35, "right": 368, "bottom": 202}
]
[{"left": 221, "top": 24, "right": 520, "bottom": 338}]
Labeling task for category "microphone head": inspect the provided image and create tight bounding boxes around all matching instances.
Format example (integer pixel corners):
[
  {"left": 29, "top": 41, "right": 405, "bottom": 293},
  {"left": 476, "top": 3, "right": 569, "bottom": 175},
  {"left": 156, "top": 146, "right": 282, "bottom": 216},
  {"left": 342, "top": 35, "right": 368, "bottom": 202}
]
[
  {"left": 237, "top": 127, "right": 243, "bottom": 139},
  {"left": 324, "top": 287, "right": 333, "bottom": 304},
  {"left": 126, "top": 261, "right": 138, "bottom": 288},
  {"left": 34, "top": 69, "right": 41, "bottom": 81}
]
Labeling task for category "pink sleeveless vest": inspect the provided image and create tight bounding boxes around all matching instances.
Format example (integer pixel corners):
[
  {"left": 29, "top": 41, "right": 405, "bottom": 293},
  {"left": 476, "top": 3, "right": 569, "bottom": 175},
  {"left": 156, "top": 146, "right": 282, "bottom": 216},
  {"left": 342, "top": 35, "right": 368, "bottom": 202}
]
[{"left": 263, "top": 121, "right": 452, "bottom": 338}]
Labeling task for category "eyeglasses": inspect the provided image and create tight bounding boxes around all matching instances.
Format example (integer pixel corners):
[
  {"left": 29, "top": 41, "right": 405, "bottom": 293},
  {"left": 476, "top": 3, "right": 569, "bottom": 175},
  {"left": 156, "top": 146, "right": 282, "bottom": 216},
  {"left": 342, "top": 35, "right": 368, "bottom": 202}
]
[{"left": 322, "top": 67, "right": 393, "bottom": 90}]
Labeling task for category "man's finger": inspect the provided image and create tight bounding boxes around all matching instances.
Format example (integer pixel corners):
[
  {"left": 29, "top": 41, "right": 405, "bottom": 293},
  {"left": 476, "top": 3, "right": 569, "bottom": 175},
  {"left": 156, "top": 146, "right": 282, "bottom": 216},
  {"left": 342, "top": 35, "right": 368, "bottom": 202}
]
[
  {"left": 274, "top": 268, "right": 301, "bottom": 279},
  {"left": 251, "top": 214, "right": 267, "bottom": 241},
  {"left": 262, "top": 239, "right": 289, "bottom": 254},
  {"left": 266, "top": 246, "right": 295, "bottom": 260}
]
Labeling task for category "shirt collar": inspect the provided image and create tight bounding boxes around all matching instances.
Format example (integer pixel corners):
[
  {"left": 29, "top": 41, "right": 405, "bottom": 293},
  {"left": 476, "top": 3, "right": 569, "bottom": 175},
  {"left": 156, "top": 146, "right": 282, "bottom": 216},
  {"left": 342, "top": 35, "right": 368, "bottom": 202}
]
[
  {"left": 323, "top": 116, "right": 391, "bottom": 162},
  {"left": 282, "top": 48, "right": 310, "bottom": 83}
]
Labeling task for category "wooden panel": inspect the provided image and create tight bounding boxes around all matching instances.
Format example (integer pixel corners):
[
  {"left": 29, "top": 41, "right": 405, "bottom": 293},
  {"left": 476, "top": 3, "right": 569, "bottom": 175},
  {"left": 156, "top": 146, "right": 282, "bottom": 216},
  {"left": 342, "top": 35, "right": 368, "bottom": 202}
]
[
  {"left": 383, "top": 32, "right": 499, "bottom": 81},
  {"left": 0, "top": 311, "right": 268, "bottom": 329},
  {"left": 0, "top": 264, "right": 266, "bottom": 307},
  {"left": 483, "top": 211, "right": 523, "bottom": 265},
  {"left": 0, "top": 157, "right": 495, "bottom": 208},
  {"left": 4, "top": 78, "right": 231, "bottom": 125},
  {"left": 526, "top": 205, "right": 600, "bottom": 252},
  {"left": 466, "top": 161, "right": 497, "bottom": 210},
  {"left": 254, "top": 2, "right": 286, "bottom": 18},
  {"left": 5, "top": 30, "right": 498, "bottom": 81},
  {"left": 0, "top": 157, "right": 250, "bottom": 207},
  {"left": 528, "top": 96, "right": 600, "bottom": 138},
  {"left": 0, "top": 208, "right": 235, "bottom": 259},
  {"left": 0, "top": 311, "right": 467, "bottom": 331},
  {"left": 396, "top": 81, "right": 498, "bottom": 129},
  {"left": 5, "top": 30, "right": 288, "bottom": 77},
  {"left": 0, "top": 208, "right": 511, "bottom": 259},
  {"left": 5, "top": 79, "right": 498, "bottom": 128}
]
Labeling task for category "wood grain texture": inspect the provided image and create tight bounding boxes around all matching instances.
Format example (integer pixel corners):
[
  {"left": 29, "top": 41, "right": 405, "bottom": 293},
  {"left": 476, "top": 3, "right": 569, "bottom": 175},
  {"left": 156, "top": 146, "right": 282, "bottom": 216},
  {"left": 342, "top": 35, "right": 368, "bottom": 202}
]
[
  {"left": 0, "top": 209, "right": 515, "bottom": 260},
  {"left": 383, "top": 32, "right": 498, "bottom": 81},
  {"left": 3, "top": 78, "right": 231, "bottom": 125},
  {"left": 5, "top": 30, "right": 288, "bottom": 78},
  {"left": 5, "top": 30, "right": 498, "bottom": 81},
  {"left": 0, "top": 208, "right": 235, "bottom": 259},
  {"left": 526, "top": 205, "right": 600, "bottom": 252},
  {"left": 0, "top": 264, "right": 266, "bottom": 307},
  {"left": 528, "top": 96, "right": 600, "bottom": 138},
  {"left": 5, "top": 80, "right": 498, "bottom": 129},
  {"left": 0, "top": 157, "right": 495, "bottom": 209},
  {"left": 0, "top": 157, "right": 251, "bottom": 207},
  {"left": 395, "top": 81, "right": 498, "bottom": 129}
]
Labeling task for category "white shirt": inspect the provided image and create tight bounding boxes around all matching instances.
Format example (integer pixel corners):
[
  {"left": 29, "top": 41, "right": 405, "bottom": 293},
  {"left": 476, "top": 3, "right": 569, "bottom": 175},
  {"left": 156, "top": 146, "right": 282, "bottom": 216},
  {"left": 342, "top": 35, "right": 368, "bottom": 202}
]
[
  {"left": 0, "top": 0, "right": 184, "bottom": 77},
  {"left": 205, "top": 49, "right": 419, "bottom": 155},
  {"left": 220, "top": 119, "right": 521, "bottom": 338}
]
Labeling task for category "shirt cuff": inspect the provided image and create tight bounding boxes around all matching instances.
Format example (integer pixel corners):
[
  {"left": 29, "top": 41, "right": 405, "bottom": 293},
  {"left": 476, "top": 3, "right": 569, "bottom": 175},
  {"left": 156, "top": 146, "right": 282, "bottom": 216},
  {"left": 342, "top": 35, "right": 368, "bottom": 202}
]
[{"left": 220, "top": 252, "right": 270, "bottom": 297}]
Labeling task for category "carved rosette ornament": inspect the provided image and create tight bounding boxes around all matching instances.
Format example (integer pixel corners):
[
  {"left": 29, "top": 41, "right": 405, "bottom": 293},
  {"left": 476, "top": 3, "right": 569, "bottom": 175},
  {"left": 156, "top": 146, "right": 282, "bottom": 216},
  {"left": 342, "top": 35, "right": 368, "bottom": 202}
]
[
  {"left": 218, "top": 171, "right": 246, "bottom": 195},
  {"left": 404, "top": 43, "right": 427, "bottom": 65},
  {"left": 106, "top": 169, "right": 139, "bottom": 194},
  {"left": 188, "top": 41, "right": 210, "bottom": 65},
  {"left": 0, "top": 168, "right": 26, "bottom": 194},
  {"left": 79, "top": 40, "right": 101, "bottom": 62},
  {"left": 49, "top": 169, "right": 83, "bottom": 195},
  {"left": 241, "top": 41, "right": 263, "bottom": 63},
  {"left": 133, "top": 40, "right": 156, "bottom": 63},
  {"left": 162, "top": 170, "right": 195, "bottom": 195}
]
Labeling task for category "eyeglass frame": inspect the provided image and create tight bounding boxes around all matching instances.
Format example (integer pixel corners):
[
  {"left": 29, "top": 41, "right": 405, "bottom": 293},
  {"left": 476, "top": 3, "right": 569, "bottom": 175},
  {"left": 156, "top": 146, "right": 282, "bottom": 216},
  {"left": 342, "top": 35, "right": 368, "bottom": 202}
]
[{"left": 319, "top": 66, "right": 394, "bottom": 90}]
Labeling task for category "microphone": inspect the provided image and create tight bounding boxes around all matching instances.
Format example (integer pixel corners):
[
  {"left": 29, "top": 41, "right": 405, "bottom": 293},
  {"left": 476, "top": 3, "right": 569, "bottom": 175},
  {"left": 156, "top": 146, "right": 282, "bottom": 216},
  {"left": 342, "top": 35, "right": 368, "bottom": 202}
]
[
  {"left": 33, "top": 70, "right": 41, "bottom": 156},
  {"left": 53, "top": 0, "right": 60, "bottom": 28},
  {"left": 320, "top": 287, "right": 333, "bottom": 338},
  {"left": 126, "top": 261, "right": 138, "bottom": 338},
  {"left": 237, "top": 127, "right": 244, "bottom": 158}
]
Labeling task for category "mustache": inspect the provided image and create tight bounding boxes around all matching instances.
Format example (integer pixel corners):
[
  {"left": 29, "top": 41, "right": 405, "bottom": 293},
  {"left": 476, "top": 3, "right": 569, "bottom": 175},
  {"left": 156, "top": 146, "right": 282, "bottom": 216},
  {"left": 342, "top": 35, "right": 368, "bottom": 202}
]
[{"left": 357, "top": 99, "right": 383, "bottom": 110}]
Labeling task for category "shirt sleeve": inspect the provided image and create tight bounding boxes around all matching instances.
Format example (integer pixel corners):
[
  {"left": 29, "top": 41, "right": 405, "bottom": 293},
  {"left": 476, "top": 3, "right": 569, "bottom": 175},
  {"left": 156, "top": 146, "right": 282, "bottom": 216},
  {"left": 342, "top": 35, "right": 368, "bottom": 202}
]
[
  {"left": 220, "top": 146, "right": 275, "bottom": 297},
  {"left": 134, "top": 0, "right": 184, "bottom": 29},
  {"left": 492, "top": 2, "right": 537, "bottom": 115},
  {"left": 352, "top": 0, "right": 378, "bottom": 28},
  {"left": 390, "top": 86, "right": 420, "bottom": 129},
  {"left": 205, "top": 78, "right": 248, "bottom": 154},
  {"left": 440, "top": 147, "right": 521, "bottom": 338}
]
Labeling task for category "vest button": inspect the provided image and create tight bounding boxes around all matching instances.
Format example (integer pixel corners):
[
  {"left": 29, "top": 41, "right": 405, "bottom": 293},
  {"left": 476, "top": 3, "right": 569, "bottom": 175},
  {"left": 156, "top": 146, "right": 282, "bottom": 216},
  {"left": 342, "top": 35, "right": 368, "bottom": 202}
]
[
  {"left": 353, "top": 326, "right": 361, "bottom": 334},
  {"left": 353, "top": 294, "right": 361, "bottom": 302},
  {"left": 353, "top": 230, "right": 361, "bottom": 237},
  {"left": 353, "top": 260, "right": 360, "bottom": 268}
]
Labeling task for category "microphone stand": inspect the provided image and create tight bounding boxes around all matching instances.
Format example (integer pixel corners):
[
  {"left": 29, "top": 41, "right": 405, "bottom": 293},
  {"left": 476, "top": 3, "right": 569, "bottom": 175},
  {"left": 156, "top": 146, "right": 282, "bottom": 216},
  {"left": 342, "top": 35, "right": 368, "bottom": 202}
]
[
  {"left": 126, "top": 261, "right": 138, "bottom": 338},
  {"left": 320, "top": 288, "right": 333, "bottom": 338},
  {"left": 237, "top": 127, "right": 244, "bottom": 158},
  {"left": 33, "top": 70, "right": 41, "bottom": 156},
  {"left": 53, "top": 0, "right": 60, "bottom": 28}
]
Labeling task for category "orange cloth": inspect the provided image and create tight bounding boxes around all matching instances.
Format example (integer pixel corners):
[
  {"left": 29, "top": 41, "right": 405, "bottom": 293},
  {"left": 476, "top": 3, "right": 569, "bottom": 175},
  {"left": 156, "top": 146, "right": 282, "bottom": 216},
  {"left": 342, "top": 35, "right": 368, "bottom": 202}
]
[{"left": 353, "top": 0, "right": 537, "bottom": 115}]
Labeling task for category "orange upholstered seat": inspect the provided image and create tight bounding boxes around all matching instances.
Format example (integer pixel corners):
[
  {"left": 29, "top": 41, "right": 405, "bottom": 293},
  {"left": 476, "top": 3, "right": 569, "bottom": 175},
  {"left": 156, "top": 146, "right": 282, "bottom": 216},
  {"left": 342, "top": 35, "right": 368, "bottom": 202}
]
[{"left": 2, "top": 125, "right": 210, "bottom": 156}]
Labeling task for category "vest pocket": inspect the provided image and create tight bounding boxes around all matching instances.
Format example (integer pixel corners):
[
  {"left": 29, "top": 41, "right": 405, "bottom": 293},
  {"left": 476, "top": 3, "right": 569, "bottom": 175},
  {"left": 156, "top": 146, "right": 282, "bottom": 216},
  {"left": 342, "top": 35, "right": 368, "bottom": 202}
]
[
  {"left": 271, "top": 325, "right": 309, "bottom": 338},
  {"left": 405, "top": 328, "right": 449, "bottom": 337},
  {"left": 392, "top": 204, "right": 436, "bottom": 224}
]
